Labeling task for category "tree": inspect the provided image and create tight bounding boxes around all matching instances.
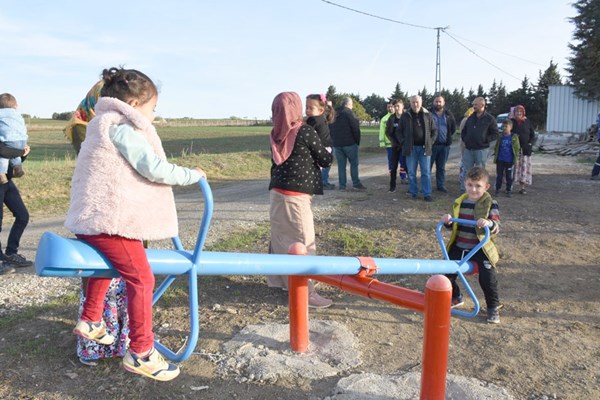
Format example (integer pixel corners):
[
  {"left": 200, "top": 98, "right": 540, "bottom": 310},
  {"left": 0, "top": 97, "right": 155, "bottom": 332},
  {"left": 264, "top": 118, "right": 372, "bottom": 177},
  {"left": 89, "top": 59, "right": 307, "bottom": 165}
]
[
  {"left": 325, "top": 85, "right": 342, "bottom": 108},
  {"left": 535, "top": 60, "right": 563, "bottom": 130},
  {"left": 566, "top": 0, "right": 600, "bottom": 100},
  {"left": 418, "top": 86, "right": 433, "bottom": 109},
  {"left": 362, "top": 93, "right": 388, "bottom": 121},
  {"left": 388, "top": 83, "right": 408, "bottom": 105}
]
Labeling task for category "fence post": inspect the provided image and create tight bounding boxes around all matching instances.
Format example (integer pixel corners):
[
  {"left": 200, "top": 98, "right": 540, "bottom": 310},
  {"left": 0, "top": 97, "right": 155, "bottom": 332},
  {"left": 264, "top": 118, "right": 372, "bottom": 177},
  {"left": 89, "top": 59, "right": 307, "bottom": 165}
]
[{"left": 420, "top": 274, "right": 452, "bottom": 400}]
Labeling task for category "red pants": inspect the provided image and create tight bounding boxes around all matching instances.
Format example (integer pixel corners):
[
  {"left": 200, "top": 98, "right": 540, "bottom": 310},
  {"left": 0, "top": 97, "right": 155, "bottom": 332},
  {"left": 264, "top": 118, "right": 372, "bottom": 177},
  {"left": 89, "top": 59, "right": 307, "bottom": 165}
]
[{"left": 78, "top": 234, "right": 155, "bottom": 354}]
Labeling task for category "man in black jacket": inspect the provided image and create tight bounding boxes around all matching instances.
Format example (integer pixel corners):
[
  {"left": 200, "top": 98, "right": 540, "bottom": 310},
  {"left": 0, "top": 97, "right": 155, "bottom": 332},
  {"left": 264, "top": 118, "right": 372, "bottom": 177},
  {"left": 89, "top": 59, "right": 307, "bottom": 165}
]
[
  {"left": 429, "top": 95, "right": 457, "bottom": 193},
  {"left": 329, "top": 97, "right": 365, "bottom": 191},
  {"left": 461, "top": 97, "right": 498, "bottom": 191}
]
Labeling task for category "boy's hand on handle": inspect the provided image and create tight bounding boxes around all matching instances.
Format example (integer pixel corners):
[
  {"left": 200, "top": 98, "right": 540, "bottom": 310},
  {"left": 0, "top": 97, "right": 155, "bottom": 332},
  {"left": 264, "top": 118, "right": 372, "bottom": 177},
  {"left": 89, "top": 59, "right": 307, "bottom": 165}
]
[
  {"left": 194, "top": 167, "right": 207, "bottom": 180},
  {"left": 441, "top": 214, "right": 452, "bottom": 225},
  {"left": 476, "top": 218, "right": 492, "bottom": 229}
]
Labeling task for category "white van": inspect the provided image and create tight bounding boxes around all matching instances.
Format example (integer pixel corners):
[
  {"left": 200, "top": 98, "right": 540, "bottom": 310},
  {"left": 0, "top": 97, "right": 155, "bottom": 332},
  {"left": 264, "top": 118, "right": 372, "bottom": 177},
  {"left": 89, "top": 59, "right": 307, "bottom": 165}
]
[{"left": 496, "top": 113, "right": 509, "bottom": 131}]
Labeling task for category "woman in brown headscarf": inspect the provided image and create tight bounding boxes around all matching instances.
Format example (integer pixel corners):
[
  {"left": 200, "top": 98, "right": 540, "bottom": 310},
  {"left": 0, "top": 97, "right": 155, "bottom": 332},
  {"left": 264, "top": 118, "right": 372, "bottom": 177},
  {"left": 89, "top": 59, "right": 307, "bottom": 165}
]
[
  {"left": 510, "top": 105, "right": 536, "bottom": 194},
  {"left": 267, "top": 92, "right": 334, "bottom": 308}
]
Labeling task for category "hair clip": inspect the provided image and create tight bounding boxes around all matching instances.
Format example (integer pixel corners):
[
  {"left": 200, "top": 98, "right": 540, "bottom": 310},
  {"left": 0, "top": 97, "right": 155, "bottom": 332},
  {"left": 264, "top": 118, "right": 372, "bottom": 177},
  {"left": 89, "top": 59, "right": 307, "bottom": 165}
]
[{"left": 319, "top": 93, "right": 327, "bottom": 104}]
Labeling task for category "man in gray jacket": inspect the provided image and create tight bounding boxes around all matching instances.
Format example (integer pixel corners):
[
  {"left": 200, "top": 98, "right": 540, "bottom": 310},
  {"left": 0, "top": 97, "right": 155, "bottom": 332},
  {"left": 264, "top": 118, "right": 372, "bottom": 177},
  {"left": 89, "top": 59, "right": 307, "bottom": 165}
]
[{"left": 396, "top": 95, "right": 437, "bottom": 201}]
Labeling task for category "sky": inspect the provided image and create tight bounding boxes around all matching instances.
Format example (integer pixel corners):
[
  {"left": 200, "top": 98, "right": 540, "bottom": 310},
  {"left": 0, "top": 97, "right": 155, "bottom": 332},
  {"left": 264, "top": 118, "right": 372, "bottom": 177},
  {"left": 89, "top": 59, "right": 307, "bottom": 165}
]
[{"left": 0, "top": 0, "right": 576, "bottom": 120}]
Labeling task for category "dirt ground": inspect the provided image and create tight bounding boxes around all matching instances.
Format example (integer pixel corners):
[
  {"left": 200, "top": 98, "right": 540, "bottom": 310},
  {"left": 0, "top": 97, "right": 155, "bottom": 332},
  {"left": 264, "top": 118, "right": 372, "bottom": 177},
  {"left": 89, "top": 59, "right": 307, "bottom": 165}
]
[{"left": 0, "top": 150, "right": 599, "bottom": 399}]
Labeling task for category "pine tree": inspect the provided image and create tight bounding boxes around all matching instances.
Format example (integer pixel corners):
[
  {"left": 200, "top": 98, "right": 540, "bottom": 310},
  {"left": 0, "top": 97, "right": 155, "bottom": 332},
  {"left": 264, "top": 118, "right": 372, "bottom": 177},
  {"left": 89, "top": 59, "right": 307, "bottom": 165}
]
[{"left": 566, "top": 0, "right": 600, "bottom": 100}]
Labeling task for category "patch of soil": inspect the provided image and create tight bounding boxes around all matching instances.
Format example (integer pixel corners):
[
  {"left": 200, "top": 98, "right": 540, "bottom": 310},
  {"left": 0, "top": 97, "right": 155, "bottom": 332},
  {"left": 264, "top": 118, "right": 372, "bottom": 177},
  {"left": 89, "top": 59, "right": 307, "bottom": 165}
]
[{"left": 0, "top": 152, "right": 598, "bottom": 399}]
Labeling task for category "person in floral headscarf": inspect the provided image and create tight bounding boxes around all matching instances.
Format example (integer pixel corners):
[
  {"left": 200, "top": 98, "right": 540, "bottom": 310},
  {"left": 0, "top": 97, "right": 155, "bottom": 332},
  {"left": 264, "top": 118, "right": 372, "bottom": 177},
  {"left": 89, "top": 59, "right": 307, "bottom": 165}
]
[
  {"left": 510, "top": 105, "right": 536, "bottom": 194},
  {"left": 267, "top": 92, "right": 334, "bottom": 308}
]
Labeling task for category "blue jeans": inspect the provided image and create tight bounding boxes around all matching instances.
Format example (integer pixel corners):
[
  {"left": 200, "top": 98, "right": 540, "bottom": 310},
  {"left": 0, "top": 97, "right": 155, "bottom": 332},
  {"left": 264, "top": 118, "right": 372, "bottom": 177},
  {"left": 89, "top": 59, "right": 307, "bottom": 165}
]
[
  {"left": 334, "top": 145, "right": 361, "bottom": 188},
  {"left": 321, "top": 167, "right": 331, "bottom": 185},
  {"left": 406, "top": 145, "right": 432, "bottom": 197},
  {"left": 0, "top": 180, "right": 29, "bottom": 255},
  {"left": 461, "top": 148, "right": 489, "bottom": 191},
  {"left": 430, "top": 144, "right": 450, "bottom": 189}
]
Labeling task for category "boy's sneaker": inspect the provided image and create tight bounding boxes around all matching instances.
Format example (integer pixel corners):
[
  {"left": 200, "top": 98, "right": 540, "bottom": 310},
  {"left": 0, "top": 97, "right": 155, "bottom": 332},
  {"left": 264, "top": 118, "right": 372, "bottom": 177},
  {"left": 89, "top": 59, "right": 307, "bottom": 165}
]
[
  {"left": 487, "top": 307, "right": 501, "bottom": 324},
  {"left": 0, "top": 263, "right": 16, "bottom": 275},
  {"left": 506, "top": 190, "right": 512, "bottom": 198},
  {"left": 73, "top": 320, "right": 115, "bottom": 345},
  {"left": 12, "top": 165, "right": 25, "bottom": 178},
  {"left": 451, "top": 295, "right": 464, "bottom": 308},
  {"left": 3, "top": 253, "right": 33, "bottom": 268},
  {"left": 0, "top": 174, "right": 7, "bottom": 184},
  {"left": 123, "top": 348, "right": 180, "bottom": 381}
]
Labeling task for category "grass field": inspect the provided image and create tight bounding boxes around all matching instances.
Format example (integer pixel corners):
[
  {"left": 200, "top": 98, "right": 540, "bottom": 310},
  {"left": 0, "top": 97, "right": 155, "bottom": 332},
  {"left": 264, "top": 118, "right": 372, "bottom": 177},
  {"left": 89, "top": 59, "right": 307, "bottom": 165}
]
[{"left": 20, "top": 119, "right": 380, "bottom": 218}]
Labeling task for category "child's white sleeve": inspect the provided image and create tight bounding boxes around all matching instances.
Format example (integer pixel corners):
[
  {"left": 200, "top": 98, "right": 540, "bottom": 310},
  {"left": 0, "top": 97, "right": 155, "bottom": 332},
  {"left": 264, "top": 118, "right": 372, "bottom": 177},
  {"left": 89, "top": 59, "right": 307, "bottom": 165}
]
[{"left": 109, "top": 124, "right": 202, "bottom": 185}]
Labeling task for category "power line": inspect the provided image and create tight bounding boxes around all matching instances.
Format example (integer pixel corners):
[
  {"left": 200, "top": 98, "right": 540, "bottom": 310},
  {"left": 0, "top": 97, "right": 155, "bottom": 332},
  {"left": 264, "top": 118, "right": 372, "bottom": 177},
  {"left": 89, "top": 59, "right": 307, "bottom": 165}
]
[
  {"left": 320, "top": 0, "right": 437, "bottom": 30},
  {"left": 443, "top": 31, "right": 522, "bottom": 82},
  {"left": 321, "top": 0, "right": 530, "bottom": 85}
]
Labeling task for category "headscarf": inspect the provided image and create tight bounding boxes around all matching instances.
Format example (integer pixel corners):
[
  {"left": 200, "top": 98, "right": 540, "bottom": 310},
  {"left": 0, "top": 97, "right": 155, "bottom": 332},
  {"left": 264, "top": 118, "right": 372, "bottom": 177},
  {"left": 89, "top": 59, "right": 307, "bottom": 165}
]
[
  {"left": 514, "top": 105, "right": 526, "bottom": 124},
  {"left": 63, "top": 80, "right": 104, "bottom": 144},
  {"left": 270, "top": 92, "right": 303, "bottom": 165}
]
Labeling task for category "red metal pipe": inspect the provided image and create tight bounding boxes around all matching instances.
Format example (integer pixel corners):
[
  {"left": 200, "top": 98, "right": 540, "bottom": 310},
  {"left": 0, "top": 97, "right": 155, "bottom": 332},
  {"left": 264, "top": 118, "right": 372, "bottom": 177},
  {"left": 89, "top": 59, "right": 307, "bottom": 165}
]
[
  {"left": 287, "top": 243, "right": 309, "bottom": 353},
  {"left": 420, "top": 275, "right": 452, "bottom": 400},
  {"left": 309, "top": 274, "right": 426, "bottom": 312}
]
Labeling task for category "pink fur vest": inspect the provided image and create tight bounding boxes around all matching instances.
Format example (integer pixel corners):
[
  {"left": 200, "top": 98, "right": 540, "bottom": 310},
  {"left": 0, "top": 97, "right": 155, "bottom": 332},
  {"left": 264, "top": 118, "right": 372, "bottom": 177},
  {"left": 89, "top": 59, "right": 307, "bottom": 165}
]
[{"left": 64, "top": 97, "right": 178, "bottom": 240}]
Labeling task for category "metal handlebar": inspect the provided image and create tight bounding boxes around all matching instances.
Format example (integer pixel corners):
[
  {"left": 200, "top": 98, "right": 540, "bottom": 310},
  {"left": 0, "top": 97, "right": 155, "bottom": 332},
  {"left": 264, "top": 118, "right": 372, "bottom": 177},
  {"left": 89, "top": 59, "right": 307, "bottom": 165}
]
[{"left": 435, "top": 218, "right": 491, "bottom": 318}]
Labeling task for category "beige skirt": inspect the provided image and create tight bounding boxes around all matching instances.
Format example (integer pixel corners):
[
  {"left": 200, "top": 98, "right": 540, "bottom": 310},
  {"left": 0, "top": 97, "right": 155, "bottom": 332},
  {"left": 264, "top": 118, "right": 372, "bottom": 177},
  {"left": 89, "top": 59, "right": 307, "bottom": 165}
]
[{"left": 267, "top": 190, "right": 316, "bottom": 290}]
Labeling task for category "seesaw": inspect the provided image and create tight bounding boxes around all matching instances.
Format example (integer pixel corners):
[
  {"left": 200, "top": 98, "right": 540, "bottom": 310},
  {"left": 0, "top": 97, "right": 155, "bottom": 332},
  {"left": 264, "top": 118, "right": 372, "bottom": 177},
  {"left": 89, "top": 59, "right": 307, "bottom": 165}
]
[{"left": 35, "top": 179, "right": 488, "bottom": 399}]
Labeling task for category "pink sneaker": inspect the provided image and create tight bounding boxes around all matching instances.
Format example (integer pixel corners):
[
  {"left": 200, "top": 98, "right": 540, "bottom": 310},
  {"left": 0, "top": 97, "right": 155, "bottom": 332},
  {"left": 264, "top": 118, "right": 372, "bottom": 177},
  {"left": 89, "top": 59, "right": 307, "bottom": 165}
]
[{"left": 308, "top": 292, "right": 333, "bottom": 309}]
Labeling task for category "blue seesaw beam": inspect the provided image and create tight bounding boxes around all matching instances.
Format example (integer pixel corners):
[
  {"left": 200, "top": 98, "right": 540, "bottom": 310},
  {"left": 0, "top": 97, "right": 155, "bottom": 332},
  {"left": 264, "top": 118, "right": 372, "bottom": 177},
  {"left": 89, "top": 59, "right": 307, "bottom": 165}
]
[{"left": 34, "top": 179, "right": 487, "bottom": 362}]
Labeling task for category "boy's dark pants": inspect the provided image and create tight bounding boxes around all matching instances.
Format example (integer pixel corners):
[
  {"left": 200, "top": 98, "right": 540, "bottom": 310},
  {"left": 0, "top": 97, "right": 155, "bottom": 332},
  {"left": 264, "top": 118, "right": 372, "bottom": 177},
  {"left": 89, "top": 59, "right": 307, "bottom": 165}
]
[
  {"left": 445, "top": 245, "right": 500, "bottom": 309},
  {"left": 495, "top": 160, "right": 514, "bottom": 192}
]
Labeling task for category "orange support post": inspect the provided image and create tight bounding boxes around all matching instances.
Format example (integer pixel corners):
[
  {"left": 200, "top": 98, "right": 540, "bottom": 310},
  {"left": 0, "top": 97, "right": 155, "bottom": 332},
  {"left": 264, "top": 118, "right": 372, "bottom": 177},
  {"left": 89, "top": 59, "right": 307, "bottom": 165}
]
[
  {"left": 420, "top": 275, "right": 452, "bottom": 400},
  {"left": 287, "top": 243, "right": 309, "bottom": 353}
]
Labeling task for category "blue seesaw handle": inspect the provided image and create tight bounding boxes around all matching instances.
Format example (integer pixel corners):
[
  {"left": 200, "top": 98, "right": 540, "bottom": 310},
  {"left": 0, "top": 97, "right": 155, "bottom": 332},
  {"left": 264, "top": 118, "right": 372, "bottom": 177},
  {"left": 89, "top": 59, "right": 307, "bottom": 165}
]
[
  {"left": 153, "top": 178, "right": 213, "bottom": 362},
  {"left": 436, "top": 218, "right": 491, "bottom": 318}
]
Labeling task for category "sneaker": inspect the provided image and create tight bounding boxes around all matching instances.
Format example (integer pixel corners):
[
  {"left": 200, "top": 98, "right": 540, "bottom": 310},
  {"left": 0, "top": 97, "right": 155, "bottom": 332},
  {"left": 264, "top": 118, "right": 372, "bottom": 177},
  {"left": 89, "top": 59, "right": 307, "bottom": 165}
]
[
  {"left": 353, "top": 183, "right": 367, "bottom": 191},
  {"left": 323, "top": 183, "right": 336, "bottom": 190},
  {"left": 487, "top": 307, "right": 501, "bottom": 324},
  {"left": 73, "top": 320, "right": 115, "bottom": 345},
  {"left": 3, "top": 253, "right": 33, "bottom": 268},
  {"left": 12, "top": 165, "right": 25, "bottom": 178},
  {"left": 437, "top": 187, "right": 448, "bottom": 193},
  {"left": 451, "top": 295, "right": 464, "bottom": 309},
  {"left": 0, "top": 263, "right": 16, "bottom": 275},
  {"left": 308, "top": 292, "right": 333, "bottom": 309},
  {"left": 0, "top": 174, "right": 7, "bottom": 184},
  {"left": 494, "top": 189, "right": 500, "bottom": 196},
  {"left": 424, "top": 196, "right": 433, "bottom": 202},
  {"left": 389, "top": 186, "right": 396, "bottom": 193},
  {"left": 519, "top": 188, "right": 527, "bottom": 195},
  {"left": 506, "top": 191, "right": 512, "bottom": 198},
  {"left": 123, "top": 348, "right": 180, "bottom": 381},
  {"left": 591, "top": 175, "right": 600, "bottom": 181},
  {"left": 338, "top": 186, "right": 347, "bottom": 191}
]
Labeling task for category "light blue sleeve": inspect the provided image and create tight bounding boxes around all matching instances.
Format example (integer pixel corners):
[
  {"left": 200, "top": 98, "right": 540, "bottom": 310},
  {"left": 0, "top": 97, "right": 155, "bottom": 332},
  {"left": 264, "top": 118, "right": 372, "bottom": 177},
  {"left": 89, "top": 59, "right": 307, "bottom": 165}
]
[{"left": 109, "top": 124, "right": 202, "bottom": 186}]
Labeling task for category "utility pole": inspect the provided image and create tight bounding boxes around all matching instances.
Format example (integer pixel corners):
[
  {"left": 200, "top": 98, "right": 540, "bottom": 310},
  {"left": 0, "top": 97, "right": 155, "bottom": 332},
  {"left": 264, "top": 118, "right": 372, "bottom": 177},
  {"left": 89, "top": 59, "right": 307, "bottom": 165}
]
[{"left": 434, "top": 26, "right": 449, "bottom": 95}]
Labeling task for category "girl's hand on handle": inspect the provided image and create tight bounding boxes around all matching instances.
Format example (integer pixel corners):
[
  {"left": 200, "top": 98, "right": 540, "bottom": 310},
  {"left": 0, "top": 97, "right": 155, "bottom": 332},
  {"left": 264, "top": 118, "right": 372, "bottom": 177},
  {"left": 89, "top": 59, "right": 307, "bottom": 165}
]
[
  {"left": 23, "top": 145, "right": 31, "bottom": 157},
  {"left": 194, "top": 167, "right": 207, "bottom": 180}
]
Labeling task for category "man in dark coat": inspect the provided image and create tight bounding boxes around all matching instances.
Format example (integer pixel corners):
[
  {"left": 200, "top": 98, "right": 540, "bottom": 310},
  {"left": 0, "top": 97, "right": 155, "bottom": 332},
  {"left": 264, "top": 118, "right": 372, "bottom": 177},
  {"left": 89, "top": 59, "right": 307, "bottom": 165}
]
[
  {"left": 329, "top": 97, "right": 365, "bottom": 191},
  {"left": 429, "top": 95, "right": 457, "bottom": 192}
]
